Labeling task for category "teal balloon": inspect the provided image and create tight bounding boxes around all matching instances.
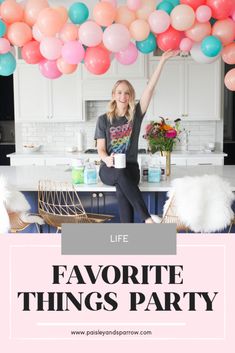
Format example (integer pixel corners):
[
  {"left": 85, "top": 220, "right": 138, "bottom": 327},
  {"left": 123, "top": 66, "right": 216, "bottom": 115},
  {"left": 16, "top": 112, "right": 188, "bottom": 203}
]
[
  {"left": 201, "top": 36, "right": 222, "bottom": 57},
  {"left": 156, "top": 1, "right": 174, "bottom": 14},
  {"left": 209, "top": 17, "right": 217, "bottom": 26},
  {"left": 0, "top": 20, "right": 6, "bottom": 38},
  {"left": 0, "top": 53, "right": 16, "bottom": 76},
  {"left": 136, "top": 33, "right": 157, "bottom": 54},
  {"left": 167, "top": 0, "right": 180, "bottom": 7},
  {"left": 68, "top": 2, "right": 89, "bottom": 24},
  {"left": 0, "top": 0, "right": 5, "bottom": 3}
]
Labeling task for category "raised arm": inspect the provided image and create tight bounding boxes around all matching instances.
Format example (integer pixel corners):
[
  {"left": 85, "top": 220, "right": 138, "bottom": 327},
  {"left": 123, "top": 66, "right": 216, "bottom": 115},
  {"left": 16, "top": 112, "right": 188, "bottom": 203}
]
[{"left": 140, "top": 50, "right": 179, "bottom": 115}]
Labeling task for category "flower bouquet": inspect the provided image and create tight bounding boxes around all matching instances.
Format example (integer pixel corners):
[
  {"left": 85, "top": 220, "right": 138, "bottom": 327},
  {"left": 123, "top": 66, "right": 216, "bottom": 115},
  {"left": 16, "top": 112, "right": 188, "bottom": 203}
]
[
  {"left": 143, "top": 117, "right": 181, "bottom": 155},
  {"left": 143, "top": 117, "right": 181, "bottom": 176}
]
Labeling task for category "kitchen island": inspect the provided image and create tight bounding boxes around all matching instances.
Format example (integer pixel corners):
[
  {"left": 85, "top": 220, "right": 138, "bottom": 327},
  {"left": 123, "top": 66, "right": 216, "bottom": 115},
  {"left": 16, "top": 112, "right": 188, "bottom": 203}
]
[{"left": 1, "top": 165, "right": 235, "bottom": 228}]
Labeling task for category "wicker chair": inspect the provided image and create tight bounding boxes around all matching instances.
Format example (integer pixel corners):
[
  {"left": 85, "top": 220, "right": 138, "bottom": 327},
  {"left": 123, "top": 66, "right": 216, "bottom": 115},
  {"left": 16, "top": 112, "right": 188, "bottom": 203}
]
[
  {"left": 160, "top": 195, "right": 189, "bottom": 232},
  {"left": 8, "top": 212, "right": 43, "bottom": 233},
  {"left": 38, "top": 180, "right": 113, "bottom": 232}
]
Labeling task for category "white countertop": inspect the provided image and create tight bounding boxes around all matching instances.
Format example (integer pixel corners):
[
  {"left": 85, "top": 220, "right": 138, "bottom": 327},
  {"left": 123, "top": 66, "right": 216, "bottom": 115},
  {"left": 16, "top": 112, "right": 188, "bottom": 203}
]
[
  {"left": 1, "top": 165, "right": 235, "bottom": 191},
  {"left": 7, "top": 151, "right": 227, "bottom": 159}
]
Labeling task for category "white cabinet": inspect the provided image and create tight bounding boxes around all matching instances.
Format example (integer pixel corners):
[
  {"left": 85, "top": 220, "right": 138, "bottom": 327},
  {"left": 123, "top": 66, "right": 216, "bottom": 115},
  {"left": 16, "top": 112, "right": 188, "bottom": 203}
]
[
  {"left": 82, "top": 54, "right": 148, "bottom": 100},
  {"left": 14, "top": 63, "right": 83, "bottom": 122},
  {"left": 10, "top": 157, "right": 45, "bottom": 166},
  {"left": 146, "top": 59, "right": 184, "bottom": 120},
  {"left": 187, "top": 157, "right": 223, "bottom": 165},
  {"left": 146, "top": 57, "right": 221, "bottom": 121}
]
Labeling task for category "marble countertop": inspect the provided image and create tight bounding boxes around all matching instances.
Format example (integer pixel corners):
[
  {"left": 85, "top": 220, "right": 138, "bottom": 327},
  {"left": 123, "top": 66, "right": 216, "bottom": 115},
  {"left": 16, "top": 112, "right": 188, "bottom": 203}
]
[
  {"left": 7, "top": 151, "right": 227, "bottom": 159},
  {"left": 1, "top": 165, "right": 235, "bottom": 191}
]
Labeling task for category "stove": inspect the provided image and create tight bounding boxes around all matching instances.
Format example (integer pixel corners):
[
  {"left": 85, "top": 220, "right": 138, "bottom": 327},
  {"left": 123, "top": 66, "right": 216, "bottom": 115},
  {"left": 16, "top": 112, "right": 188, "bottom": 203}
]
[
  {"left": 84, "top": 149, "right": 98, "bottom": 154},
  {"left": 84, "top": 148, "right": 147, "bottom": 154}
]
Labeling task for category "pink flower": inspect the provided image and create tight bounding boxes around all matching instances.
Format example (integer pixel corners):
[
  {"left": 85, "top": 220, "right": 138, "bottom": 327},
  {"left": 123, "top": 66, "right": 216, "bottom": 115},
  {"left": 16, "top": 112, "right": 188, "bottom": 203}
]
[{"left": 166, "top": 129, "right": 177, "bottom": 138}]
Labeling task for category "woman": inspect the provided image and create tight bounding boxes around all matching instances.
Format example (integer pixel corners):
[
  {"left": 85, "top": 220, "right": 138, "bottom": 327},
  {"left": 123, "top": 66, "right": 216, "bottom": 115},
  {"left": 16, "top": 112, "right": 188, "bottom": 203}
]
[{"left": 95, "top": 50, "right": 178, "bottom": 223}]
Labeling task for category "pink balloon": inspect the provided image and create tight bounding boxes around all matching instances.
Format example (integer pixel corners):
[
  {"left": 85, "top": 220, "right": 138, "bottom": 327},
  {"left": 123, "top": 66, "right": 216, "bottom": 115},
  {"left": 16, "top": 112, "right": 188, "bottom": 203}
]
[
  {"left": 61, "top": 40, "right": 85, "bottom": 64},
  {"left": 148, "top": 10, "right": 171, "bottom": 34},
  {"left": 115, "top": 42, "right": 138, "bottom": 65},
  {"left": 129, "top": 19, "right": 150, "bottom": 41},
  {"left": 232, "top": 9, "right": 235, "bottom": 22},
  {"left": 180, "top": 37, "right": 193, "bottom": 51},
  {"left": 32, "top": 24, "right": 45, "bottom": 42},
  {"left": 57, "top": 57, "right": 77, "bottom": 74},
  {"left": 103, "top": 24, "right": 130, "bottom": 52},
  {"left": 224, "top": 68, "right": 235, "bottom": 91},
  {"left": 196, "top": 5, "right": 212, "bottom": 23},
  {"left": 79, "top": 21, "right": 103, "bottom": 47},
  {"left": 40, "top": 37, "right": 63, "bottom": 60},
  {"left": 84, "top": 46, "right": 111, "bottom": 75},
  {"left": 0, "top": 38, "right": 11, "bottom": 54},
  {"left": 222, "top": 43, "right": 235, "bottom": 64},
  {"left": 39, "top": 59, "right": 62, "bottom": 79},
  {"left": 127, "top": 0, "right": 142, "bottom": 11},
  {"left": 59, "top": 23, "right": 78, "bottom": 42},
  {"left": 212, "top": 18, "right": 235, "bottom": 46}
]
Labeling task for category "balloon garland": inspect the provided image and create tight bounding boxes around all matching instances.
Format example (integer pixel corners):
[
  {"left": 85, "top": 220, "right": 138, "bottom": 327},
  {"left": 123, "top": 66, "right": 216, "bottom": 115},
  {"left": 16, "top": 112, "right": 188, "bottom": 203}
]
[{"left": 0, "top": 0, "right": 235, "bottom": 91}]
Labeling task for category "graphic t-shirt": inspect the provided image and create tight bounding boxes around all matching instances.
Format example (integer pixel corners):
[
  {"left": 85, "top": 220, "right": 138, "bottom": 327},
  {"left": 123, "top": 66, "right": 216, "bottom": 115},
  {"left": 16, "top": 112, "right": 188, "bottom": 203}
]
[{"left": 94, "top": 102, "right": 145, "bottom": 163}]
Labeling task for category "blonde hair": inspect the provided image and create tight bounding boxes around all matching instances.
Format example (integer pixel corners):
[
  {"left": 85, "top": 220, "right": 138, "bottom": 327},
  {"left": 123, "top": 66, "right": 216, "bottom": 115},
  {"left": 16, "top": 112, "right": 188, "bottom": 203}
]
[{"left": 107, "top": 80, "right": 136, "bottom": 122}]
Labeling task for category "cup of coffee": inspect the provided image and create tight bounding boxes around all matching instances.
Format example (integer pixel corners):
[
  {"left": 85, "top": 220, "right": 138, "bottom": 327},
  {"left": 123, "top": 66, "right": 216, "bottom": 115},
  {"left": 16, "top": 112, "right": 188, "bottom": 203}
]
[{"left": 114, "top": 153, "right": 126, "bottom": 169}]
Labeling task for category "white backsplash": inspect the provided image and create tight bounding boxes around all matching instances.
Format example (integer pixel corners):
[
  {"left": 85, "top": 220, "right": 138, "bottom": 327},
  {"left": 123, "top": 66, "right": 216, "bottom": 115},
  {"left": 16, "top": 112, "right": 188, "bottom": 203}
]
[{"left": 17, "top": 101, "right": 222, "bottom": 153}]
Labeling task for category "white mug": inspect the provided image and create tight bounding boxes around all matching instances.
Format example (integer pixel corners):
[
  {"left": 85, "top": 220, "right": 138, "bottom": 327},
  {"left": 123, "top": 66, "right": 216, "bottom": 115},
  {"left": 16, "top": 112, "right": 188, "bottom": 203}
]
[{"left": 114, "top": 153, "right": 126, "bottom": 169}]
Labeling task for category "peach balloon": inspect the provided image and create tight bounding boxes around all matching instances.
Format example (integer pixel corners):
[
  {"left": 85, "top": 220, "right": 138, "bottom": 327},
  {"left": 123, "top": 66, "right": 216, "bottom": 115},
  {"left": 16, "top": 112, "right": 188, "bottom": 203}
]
[
  {"left": 185, "top": 21, "right": 211, "bottom": 42},
  {"left": 32, "top": 24, "right": 44, "bottom": 42},
  {"left": 1, "top": 0, "right": 24, "bottom": 24},
  {"left": 115, "top": 5, "right": 136, "bottom": 27},
  {"left": 57, "top": 57, "right": 77, "bottom": 74},
  {"left": 224, "top": 68, "right": 235, "bottom": 91},
  {"left": 37, "top": 8, "right": 65, "bottom": 36},
  {"left": 129, "top": 19, "right": 150, "bottom": 41},
  {"left": 212, "top": 18, "right": 235, "bottom": 46},
  {"left": 93, "top": 2, "right": 116, "bottom": 27},
  {"left": 222, "top": 43, "right": 235, "bottom": 64},
  {"left": 7, "top": 22, "right": 32, "bottom": 47},
  {"left": 55, "top": 6, "right": 68, "bottom": 26},
  {"left": 101, "top": 0, "right": 117, "bottom": 7},
  {"left": 136, "top": 0, "right": 155, "bottom": 20},
  {"left": 24, "top": 0, "right": 49, "bottom": 27},
  {"left": 60, "top": 23, "right": 78, "bottom": 42},
  {"left": 171, "top": 5, "right": 196, "bottom": 31}
]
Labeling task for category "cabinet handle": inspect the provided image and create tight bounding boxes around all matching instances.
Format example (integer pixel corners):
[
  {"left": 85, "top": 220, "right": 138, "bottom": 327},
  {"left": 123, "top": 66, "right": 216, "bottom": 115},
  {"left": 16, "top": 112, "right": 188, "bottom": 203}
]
[
  {"left": 98, "top": 193, "right": 103, "bottom": 198},
  {"left": 92, "top": 193, "right": 97, "bottom": 198}
]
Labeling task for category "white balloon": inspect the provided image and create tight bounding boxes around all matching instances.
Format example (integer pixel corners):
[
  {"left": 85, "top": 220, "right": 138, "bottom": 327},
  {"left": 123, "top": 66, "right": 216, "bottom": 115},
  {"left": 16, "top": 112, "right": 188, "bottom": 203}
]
[{"left": 190, "top": 42, "right": 220, "bottom": 64}]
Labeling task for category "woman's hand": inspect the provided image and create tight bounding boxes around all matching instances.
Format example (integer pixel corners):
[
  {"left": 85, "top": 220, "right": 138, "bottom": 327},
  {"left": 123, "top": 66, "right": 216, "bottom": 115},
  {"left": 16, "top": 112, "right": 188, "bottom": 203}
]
[
  {"left": 104, "top": 153, "right": 114, "bottom": 167},
  {"left": 160, "top": 49, "right": 180, "bottom": 63}
]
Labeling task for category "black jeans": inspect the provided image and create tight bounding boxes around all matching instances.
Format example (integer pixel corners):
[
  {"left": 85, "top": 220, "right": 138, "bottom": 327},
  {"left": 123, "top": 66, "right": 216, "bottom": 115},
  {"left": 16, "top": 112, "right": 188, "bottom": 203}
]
[{"left": 99, "top": 162, "right": 150, "bottom": 223}]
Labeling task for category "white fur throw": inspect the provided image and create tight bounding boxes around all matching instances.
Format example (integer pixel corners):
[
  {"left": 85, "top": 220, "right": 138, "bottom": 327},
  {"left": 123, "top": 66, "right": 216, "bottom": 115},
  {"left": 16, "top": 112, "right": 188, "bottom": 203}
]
[
  {"left": 164, "top": 175, "right": 235, "bottom": 233},
  {"left": 0, "top": 175, "right": 44, "bottom": 234}
]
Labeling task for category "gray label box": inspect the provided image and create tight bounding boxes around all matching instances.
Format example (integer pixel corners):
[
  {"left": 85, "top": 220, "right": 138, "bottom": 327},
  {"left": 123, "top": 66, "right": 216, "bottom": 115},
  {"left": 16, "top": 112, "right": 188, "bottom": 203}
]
[{"left": 62, "top": 224, "right": 176, "bottom": 255}]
